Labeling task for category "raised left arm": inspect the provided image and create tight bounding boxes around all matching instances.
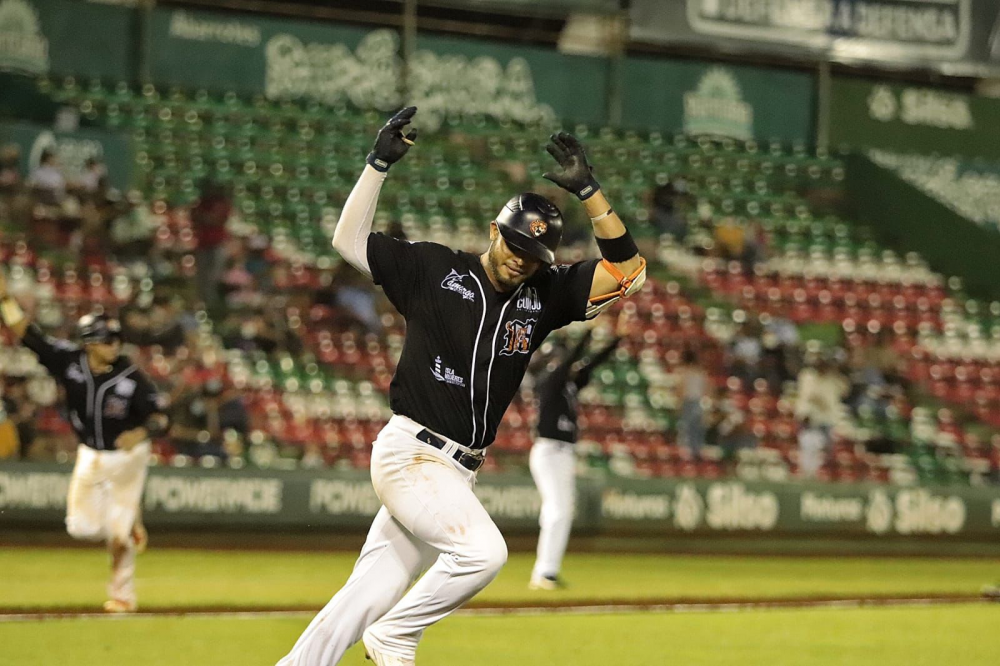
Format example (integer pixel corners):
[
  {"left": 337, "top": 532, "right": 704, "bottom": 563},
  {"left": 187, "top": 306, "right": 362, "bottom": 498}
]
[{"left": 543, "top": 133, "right": 646, "bottom": 318}]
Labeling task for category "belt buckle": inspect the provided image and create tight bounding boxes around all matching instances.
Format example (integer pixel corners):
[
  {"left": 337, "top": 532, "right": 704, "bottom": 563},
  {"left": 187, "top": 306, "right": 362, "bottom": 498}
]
[{"left": 460, "top": 451, "right": 484, "bottom": 472}]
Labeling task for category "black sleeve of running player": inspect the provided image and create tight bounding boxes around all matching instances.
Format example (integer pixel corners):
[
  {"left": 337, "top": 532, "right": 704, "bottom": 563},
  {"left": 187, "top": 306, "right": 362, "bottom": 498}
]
[
  {"left": 574, "top": 336, "right": 622, "bottom": 389},
  {"left": 367, "top": 232, "right": 424, "bottom": 317},
  {"left": 21, "top": 324, "right": 80, "bottom": 377},
  {"left": 125, "top": 371, "right": 167, "bottom": 428},
  {"left": 549, "top": 329, "right": 592, "bottom": 387}
]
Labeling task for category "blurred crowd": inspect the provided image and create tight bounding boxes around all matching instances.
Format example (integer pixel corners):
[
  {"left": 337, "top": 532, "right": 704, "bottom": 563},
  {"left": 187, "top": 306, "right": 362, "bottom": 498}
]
[{"left": 0, "top": 140, "right": 993, "bottom": 484}]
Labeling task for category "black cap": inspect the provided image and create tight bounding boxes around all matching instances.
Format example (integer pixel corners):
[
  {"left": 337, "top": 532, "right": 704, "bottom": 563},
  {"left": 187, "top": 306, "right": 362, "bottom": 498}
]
[
  {"left": 495, "top": 193, "right": 563, "bottom": 265},
  {"left": 76, "top": 313, "right": 122, "bottom": 344}
]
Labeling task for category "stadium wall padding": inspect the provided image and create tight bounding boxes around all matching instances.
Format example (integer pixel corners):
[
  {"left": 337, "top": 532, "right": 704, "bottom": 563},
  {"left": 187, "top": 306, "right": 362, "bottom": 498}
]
[
  {"left": 2, "top": 463, "right": 999, "bottom": 544},
  {"left": 845, "top": 153, "right": 1000, "bottom": 301}
]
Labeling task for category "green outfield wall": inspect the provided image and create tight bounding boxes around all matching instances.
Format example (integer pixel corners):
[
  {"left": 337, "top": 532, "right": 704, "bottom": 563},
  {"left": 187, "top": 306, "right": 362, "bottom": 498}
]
[
  {"left": 845, "top": 153, "right": 1000, "bottom": 301},
  {"left": 2, "top": 463, "right": 998, "bottom": 544}
]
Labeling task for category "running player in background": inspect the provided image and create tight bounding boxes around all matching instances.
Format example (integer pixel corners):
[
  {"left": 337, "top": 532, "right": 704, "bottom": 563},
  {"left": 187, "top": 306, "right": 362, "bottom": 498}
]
[
  {"left": 529, "top": 308, "right": 631, "bottom": 590},
  {"left": 0, "top": 271, "right": 167, "bottom": 612}
]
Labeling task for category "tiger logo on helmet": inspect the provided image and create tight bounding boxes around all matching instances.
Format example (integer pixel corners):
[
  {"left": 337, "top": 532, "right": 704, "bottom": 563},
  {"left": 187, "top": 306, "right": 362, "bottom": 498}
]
[{"left": 529, "top": 220, "right": 547, "bottom": 238}]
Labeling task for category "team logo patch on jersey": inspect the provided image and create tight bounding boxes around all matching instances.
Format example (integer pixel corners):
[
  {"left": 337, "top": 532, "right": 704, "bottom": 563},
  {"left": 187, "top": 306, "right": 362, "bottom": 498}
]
[
  {"left": 116, "top": 378, "right": 137, "bottom": 397},
  {"left": 530, "top": 220, "right": 547, "bottom": 237},
  {"left": 440, "top": 269, "right": 476, "bottom": 302},
  {"left": 431, "top": 356, "right": 466, "bottom": 387},
  {"left": 104, "top": 396, "right": 129, "bottom": 419},
  {"left": 500, "top": 318, "right": 536, "bottom": 356}
]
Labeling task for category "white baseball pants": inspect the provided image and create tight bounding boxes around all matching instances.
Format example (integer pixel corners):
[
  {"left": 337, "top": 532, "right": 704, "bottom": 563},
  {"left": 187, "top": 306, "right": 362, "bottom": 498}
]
[
  {"left": 65, "top": 442, "right": 150, "bottom": 605},
  {"left": 528, "top": 437, "right": 576, "bottom": 580},
  {"left": 278, "top": 415, "right": 507, "bottom": 665}
]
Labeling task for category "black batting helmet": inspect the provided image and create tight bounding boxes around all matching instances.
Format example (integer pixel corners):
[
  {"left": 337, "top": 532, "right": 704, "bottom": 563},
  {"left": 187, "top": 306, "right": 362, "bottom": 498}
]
[
  {"left": 76, "top": 313, "right": 122, "bottom": 344},
  {"left": 495, "top": 193, "right": 563, "bottom": 265}
]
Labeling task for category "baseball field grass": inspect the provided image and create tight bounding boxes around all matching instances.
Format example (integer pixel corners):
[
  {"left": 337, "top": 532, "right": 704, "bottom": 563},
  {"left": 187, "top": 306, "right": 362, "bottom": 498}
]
[{"left": 2, "top": 548, "right": 999, "bottom": 665}]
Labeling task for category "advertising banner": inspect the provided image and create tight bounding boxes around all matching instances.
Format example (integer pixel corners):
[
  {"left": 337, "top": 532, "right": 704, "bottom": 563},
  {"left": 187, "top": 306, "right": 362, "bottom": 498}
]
[
  {"left": 623, "top": 57, "right": 815, "bottom": 143},
  {"left": 3, "top": 463, "right": 998, "bottom": 540},
  {"left": 0, "top": 0, "right": 134, "bottom": 80},
  {"left": 0, "top": 463, "right": 567, "bottom": 532},
  {"left": 601, "top": 477, "right": 1000, "bottom": 539},
  {"left": 0, "top": 121, "right": 134, "bottom": 190},
  {"left": 631, "top": 0, "right": 1000, "bottom": 77},
  {"left": 149, "top": 7, "right": 580, "bottom": 128},
  {"left": 828, "top": 77, "right": 1000, "bottom": 161}
]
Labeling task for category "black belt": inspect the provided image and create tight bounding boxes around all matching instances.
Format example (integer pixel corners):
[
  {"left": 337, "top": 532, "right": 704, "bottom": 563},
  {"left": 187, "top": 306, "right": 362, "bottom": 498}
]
[{"left": 415, "top": 429, "right": 485, "bottom": 472}]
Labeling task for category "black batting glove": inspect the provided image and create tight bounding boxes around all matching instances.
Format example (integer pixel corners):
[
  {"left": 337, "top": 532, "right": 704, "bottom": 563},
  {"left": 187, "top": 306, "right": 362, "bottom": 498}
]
[
  {"left": 543, "top": 132, "right": 601, "bottom": 200},
  {"left": 367, "top": 106, "right": 418, "bottom": 172}
]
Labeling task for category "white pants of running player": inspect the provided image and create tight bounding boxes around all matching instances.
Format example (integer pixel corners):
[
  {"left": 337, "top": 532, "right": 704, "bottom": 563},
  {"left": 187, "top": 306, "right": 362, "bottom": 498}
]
[
  {"left": 65, "top": 442, "right": 150, "bottom": 605},
  {"left": 528, "top": 438, "right": 576, "bottom": 580},
  {"left": 278, "top": 415, "right": 507, "bottom": 665}
]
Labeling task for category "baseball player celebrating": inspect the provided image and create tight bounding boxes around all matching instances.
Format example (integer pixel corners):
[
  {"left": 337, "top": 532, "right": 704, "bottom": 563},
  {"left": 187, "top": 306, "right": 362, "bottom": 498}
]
[
  {"left": 0, "top": 272, "right": 166, "bottom": 613},
  {"left": 278, "top": 106, "right": 645, "bottom": 666},
  {"left": 528, "top": 310, "right": 629, "bottom": 591}
]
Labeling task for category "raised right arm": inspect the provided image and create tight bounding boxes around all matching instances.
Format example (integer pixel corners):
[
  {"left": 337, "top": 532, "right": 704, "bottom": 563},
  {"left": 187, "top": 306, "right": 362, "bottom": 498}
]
[{"left": 331, "top": 106, "right": 417, "bottom": 280}]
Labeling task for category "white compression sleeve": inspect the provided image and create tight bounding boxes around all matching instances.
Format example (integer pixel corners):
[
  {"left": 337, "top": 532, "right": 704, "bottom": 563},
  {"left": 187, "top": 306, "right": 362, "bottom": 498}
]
[{"left": 332, "top": 165, "right": 388, "bottom": 279}]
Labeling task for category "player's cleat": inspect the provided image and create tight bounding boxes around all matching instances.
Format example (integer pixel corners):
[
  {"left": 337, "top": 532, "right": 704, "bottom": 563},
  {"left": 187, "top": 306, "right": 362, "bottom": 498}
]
[
  {"left": 103, "top": 599, "right": 137, "bottom": 613},
  {"left": 131, "top": 523, "right": 148, "bottom": 554},
  {"left": 362, "top": 629, "right": 415, "bottom": 666},
  {"left": 981, "top": 583, "right": 1000, "bottom": 601},
  {"left": 528, "top": 574, "right": 566, "bottom": 591}
]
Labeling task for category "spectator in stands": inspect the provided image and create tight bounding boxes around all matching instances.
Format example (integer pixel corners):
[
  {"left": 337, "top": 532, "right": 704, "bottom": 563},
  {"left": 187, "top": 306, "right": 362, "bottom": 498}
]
[
  {"left": 0, "top": 144, "right": 30, "bottom": 231},
  {"left": 76, "top": 156, "right": 108, "bottom": 200},
  {"left": 676, "top": 349, "right": 708, "bottom": 458},
  {"left": 728, "top": 320, "right": 763, "bottom": 385},
  {"left": 190, "top": 178, "right": 232, "bottom": 313},
  {"left": 706, "top": 394, "right": 756, "bottom": 468},
  {"left": 849, "top": 329, "right": 908, "bottom": 416},
  {"left": 797, "top": 416, "right": 826, "bottom": 478},
  {"left": 0, "top": 376, "right": 36, "bottom": 459},
  {"left": 759, "top": 314, "right": 799, "bottom": 391},
  {"left": 794, "top": 354, "right": 848, "bottom": 476},
  {"left": 170, "top": 378, "right": 248, "bottom": 460},
  {"left": 28, "top": 149, "right": 67, "bottom": 206},
  {"left": 649, "top": 181, "right": 689, "bottom": 241},
  {"left": 145, "top": 295, "right": 187, "bottom": 354},
  {"left": 109, "top": 190, "right": 157, "bottom": 258},
  {"left": 317, "top": 263, "right": 382, "bottom": 334},
  {"left": 0, "top": 143, "right": 21, "bottom": 192},
  {"left": 244, "top": 233, "right": 272, "bottom": 286},
  {"left": 713, "top": 216, "right": 746, "bottom": 262},
  {"left": 386, "top": 220, "right": 407, "bottom": 240},
  {"left": 741, "top": 219, "right": 768, "bottom": 274},
  {"left": 221, "top": 310, "right": 279, "bottom": 354}
]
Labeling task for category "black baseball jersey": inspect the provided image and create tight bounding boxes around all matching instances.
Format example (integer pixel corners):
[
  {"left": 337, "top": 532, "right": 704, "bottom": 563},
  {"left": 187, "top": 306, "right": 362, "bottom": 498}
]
[
  {"left": 368, "top": 232, "right": 599, "bottom": 450},
  {"left": 23, "top": 324, "right": 163, "bottom": 451},
  {"left": 535, "top": 331, "right": 621, "bottom": 444}
]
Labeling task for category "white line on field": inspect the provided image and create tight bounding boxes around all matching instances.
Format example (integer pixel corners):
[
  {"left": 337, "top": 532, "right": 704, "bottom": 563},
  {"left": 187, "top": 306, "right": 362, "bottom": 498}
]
[{"left": 0, "top": 597, "right": 988, "bottom": 623}]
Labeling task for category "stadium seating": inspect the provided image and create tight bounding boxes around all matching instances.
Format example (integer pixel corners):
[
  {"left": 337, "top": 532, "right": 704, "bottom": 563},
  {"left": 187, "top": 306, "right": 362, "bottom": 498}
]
[{"left": 3, "top": 74, "right": 998, "bottom": 486}]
